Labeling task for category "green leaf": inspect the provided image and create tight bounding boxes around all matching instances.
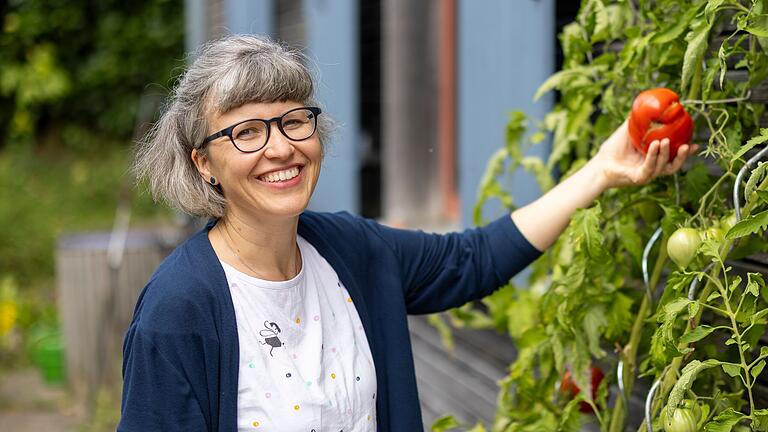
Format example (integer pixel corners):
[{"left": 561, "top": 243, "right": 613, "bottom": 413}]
[
  {"left": 725, "top": 210, "right": 768, "bottom": 239},
  {"left": 732, "top": 128, "right": 768, "bottom": 162},
  {"left": 682, "top": 18, "right": 713, "bottom": 94},
  {"left": 722, "top": 363, "right": 742, "bottom": 378},
  {"left": 756, "top": 190, "right": 768, "bottom": 205},
  {"left": 729, "top": 275, "right": 743, "bottom": 293},
  {"left": 704, "top": 0, "right": 726, "bottom": 22},
  {"left": 583, "top": 306, "right": 608, "bottom": 358},
  {"left": 752, "top": 308, "right": 768, "bottom": 326},
  {"left": 427, "top": 314, "right": 455, "bottom": 353},
  {"left": 704, "top": 408, "right": 747, "bottom": 432},
  {"left": 746, "top": 162, "right": 768, "bottom": 200},
  {"left": 664, "top": 297, "right": 693, "bottom": 320},
  {"left": 571, "top": 205, "right": 605, "bottom": 259},
  {"left": 667, "top": 359, "right": 721, "bottom": 411},
  {"left": 520, "top": 157, "right": 555, "bottom": 192},
  {"left": 653, "top": 3, "right": 705, "bottom": 44},
  {"left": 431, "top": 415, "right": 460, "bottom": 432},
  {"left": 615, "top": 217, "right": 643, "bottom": 264},
  {"left": 752, "top": 360, "right": 766, "bottom": 379},
  {"left": 533, "top": 65, "right": 606, "bottom": 101},
  {"left": 745, "top": 23, "right": 768, "bottom": 38},
  {"left": 679, "top": 325, "right": 717, "bottom": 344},
  {"left": 753, "top": 408, "right": 768, "bottom": 431},
  {"left": 589, "top": 0, "right": 610, "bottom": 42},
  {"left": 747, "top": 273, "right": 764, "bottom": 297}
]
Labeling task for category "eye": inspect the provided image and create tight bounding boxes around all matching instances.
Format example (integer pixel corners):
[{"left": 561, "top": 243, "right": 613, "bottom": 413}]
[
  {"left": 233, "top": 121, "right": 266, "bottom": 140},
  {"left": 283, "top": 118, "right": 309, "bottom": 129}
]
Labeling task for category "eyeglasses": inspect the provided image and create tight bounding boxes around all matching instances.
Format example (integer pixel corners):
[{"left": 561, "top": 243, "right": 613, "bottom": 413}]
[{"left": 200, "top": 106, "right": 322, "bottom": 153}]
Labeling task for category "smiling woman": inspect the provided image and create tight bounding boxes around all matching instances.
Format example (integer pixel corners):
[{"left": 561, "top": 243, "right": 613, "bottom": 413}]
[{"left": 119, "top": 35, "right": 696, "bottom": 432}]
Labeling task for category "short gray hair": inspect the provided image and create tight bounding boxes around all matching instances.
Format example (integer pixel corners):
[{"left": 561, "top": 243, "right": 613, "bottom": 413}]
[{"left": 133, "top": 34, "right": 331, "bottom": 218}]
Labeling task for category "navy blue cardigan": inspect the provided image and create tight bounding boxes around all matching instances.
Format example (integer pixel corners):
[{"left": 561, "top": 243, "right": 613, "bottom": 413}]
[{"left": 118, "top": 211, "right": 541, "bottom": 431}]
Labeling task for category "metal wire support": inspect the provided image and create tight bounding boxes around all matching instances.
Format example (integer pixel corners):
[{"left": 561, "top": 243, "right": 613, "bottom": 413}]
[
  {"left": 643, "top": 227, "right": 664, "bottom": 306},
  {"left": 734, "top": 144, "right": 768, "bottom": 220},
  {"left": 617, "top": 358, "right": 631, "bottom": 427},
  {"left": 645, "top": 378, "right": 662, "bottom": 432}
]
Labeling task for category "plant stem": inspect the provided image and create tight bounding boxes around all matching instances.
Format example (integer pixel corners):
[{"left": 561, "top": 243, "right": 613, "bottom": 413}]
[{"left": 608, "top": 237, "right": 667, "bottom": 432}]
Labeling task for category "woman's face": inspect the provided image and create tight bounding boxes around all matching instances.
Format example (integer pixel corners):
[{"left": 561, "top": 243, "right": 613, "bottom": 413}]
[{"left": 193, "top": 101, "right": 323, "bottom": 222}]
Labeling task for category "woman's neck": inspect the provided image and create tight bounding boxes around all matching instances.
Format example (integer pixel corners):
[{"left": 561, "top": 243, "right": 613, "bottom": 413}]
[{"left": 211, "top": 211, "right": 301, "bottom": 281}]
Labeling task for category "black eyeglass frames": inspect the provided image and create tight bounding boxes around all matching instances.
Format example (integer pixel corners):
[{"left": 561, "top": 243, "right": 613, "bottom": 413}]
[{"left": 199, "top": 106, "right": 322, "bottom": 153}]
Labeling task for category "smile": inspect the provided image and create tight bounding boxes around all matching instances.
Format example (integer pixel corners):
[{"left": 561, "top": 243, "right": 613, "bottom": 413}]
[{"left": 257, "top": 166, "right": 301, "bottom": 183}]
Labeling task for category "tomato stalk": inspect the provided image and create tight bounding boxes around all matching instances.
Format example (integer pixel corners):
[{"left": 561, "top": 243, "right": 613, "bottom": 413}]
[{"left": 608, "top": 235, "right": 668, "bottom": 432}]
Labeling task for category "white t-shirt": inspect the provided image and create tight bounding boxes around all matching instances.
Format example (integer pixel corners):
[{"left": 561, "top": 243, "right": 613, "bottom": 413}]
[{"left": 222, "top": 236, "right": 377, "bottom": 432}]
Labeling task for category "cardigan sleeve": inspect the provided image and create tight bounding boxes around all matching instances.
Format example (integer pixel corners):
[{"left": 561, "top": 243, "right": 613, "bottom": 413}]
[
  {"left": 118, "top": 324, "right": 209, "bottom": 432},
  {"left": 363, "top": 214, "right": 542, "bottom": 314}
]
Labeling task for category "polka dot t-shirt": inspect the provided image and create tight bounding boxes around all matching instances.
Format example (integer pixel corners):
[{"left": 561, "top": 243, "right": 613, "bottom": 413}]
[{"left": 222, "top": 236, "right": 377, "bottom": 432}]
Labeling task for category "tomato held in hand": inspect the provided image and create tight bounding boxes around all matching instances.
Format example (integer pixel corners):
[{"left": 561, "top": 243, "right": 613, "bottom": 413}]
[
  {"left": 559, "top": 366, "right": 605, "bottom": 413},
  {"left": 628, "top": 88, "right": 694, "bottom": 161}
]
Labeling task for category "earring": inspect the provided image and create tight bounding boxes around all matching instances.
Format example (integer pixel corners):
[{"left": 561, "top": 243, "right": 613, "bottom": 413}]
[{"left": 209, "top": 176, "right": 217, "bottom": 185}]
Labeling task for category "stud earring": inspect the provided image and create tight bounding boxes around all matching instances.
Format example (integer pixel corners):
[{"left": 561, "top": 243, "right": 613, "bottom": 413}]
[{"left": 209, "top": 176, "right": 217, "bottom": 185}]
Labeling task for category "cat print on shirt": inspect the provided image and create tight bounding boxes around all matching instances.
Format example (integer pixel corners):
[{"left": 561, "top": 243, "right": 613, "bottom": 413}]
[{"left": 259, "top": 321, "right": 284, "bottom": 357}]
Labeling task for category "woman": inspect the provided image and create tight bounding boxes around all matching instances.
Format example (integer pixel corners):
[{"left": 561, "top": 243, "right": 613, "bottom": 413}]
[{"left": 118, "top": 35, "right": 697, "bottom": 432}]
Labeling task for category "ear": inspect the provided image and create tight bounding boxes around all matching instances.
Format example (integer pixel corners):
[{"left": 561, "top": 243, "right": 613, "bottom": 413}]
[{"left": 191, "top": 148, "right": 213, "bottom": 181}]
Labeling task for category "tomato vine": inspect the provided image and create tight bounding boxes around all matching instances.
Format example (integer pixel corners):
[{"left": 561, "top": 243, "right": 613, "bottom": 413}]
[{"left": 434, "top": 1, "right": 768, "bottom": 431}]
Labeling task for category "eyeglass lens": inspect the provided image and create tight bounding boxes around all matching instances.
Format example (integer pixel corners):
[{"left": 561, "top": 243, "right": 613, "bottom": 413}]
[{"left": 231, "top": 108, "right": 317, "bottom": 152}]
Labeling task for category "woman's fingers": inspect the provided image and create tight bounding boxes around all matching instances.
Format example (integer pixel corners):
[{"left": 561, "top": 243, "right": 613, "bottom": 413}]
[
  {"left": 654, "top": 138, "right": 670, "bottom": 176},
  {"left": 663, "top": 143, "right": 690, "bottom": 175},
  {"left": 636, "top": 140, "right": 660, "bottom": 183}
]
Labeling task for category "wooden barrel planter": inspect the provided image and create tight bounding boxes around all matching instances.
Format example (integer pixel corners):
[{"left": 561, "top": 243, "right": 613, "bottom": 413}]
[{"left": 55, "top": 229, "right": 171, "bottom": 407}]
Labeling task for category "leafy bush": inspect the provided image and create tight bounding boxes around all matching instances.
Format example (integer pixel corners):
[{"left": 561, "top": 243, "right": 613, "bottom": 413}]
[{"left": 0, "top": 0, "right": 184, "bottom": 149}]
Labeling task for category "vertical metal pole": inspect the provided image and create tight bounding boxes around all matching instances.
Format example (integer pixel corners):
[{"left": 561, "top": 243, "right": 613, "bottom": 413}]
[{"left": 438, "top": 0, "right": 458, "bottom": 221}]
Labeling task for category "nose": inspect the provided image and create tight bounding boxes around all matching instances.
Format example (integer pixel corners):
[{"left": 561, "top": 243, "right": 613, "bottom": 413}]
[{"left": 262, "top": 121, "right": 295, "bottom": 159}]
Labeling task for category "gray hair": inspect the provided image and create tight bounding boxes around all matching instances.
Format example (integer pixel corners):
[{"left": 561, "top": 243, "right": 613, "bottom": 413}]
[{"left": 133, "top": 34, "right": 332, "bottom": 218}]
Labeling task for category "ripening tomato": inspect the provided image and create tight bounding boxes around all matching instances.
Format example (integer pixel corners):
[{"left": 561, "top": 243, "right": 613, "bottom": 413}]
[
  {"left": 662, "top": 401, "right": 701, "bottom": 432},
  {"left": 667, "top": 227, "right": 702, "bottom": 269},
  {"left": 628, "top": 88, "right": 694, "bottom": 161},
  {"left": 559, "top": 366, "right": 605, "bottom": 413}
]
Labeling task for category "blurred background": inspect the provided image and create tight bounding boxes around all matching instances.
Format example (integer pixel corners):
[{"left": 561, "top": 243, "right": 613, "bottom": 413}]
[{"left": 0, "top": 0, "right": 577, "bottom": 430}]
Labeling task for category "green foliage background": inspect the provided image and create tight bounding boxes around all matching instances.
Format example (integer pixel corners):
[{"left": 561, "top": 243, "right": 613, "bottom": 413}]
[{"left": 0, "top": 0, "right": 182, "bottom": 365}]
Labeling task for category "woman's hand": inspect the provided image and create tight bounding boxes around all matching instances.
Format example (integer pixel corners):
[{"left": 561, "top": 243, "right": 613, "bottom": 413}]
[
  {"left": 512, "top": 119, "right": 699, "bottom": 251},
  {"left": 591, "top": 120, "right": 699, "bottom": 189}
]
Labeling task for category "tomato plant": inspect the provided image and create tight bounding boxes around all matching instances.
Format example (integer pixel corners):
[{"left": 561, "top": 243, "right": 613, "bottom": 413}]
[
  {"left": 559, "top": 366, "right": 605, "bottom": 413},
  {"left": 438, "top": 1, "right": 768, "bottom": 431},
  {"left": 628, "top": 88, "right": 694, "bottom": 160}
]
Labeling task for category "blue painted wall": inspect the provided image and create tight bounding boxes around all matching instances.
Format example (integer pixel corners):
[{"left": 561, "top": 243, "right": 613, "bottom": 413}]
[
  {"left": 303, "top": 0, "right": 360, "bottom": 214},
  {"left": 458, "top": 0, "right": 555, "bottom": 227},
  {"left": 224, "top": 0, "right": 274, "bottom": 36},
  {"left": 220, "top": 0, "right": 359, "bottom": 214}
]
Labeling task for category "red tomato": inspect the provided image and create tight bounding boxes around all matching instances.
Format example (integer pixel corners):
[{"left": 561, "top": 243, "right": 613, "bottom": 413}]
[
  {"left": 559, "top": 366, "right": 605, "bottom": 413},
  {"left": 628, "top": 88, "right": 693, "bottom": 161}
]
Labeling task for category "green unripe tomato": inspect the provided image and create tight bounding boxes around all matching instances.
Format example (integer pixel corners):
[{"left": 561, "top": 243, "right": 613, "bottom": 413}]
[
  {"left": 721, "top": 213, "right": 737, "bottom": 235},
  {"left": 663, "top": 406, "right": 698, "bottom": 432},
  {"left": 703, "top": 227, "right": 724, "bottom": 242},
  {"left": 667, "top": 228, "right": 702, "bottom": 269},
  {"left": 679, "top": 399, "right": 702, "bottom": 421}
]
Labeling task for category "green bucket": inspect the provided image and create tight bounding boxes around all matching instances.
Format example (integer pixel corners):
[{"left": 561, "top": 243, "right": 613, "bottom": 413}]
[{"left": 27, "top": 327, "right": 66, "bottom": 385}]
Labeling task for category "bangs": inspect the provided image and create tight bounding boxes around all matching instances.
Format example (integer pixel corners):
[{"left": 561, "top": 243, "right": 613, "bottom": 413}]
[{"left": 210, "top": 51, "right": 314, "bottom": 114}]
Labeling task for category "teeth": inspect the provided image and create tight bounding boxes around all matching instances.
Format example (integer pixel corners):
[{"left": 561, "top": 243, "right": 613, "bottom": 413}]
[{"left": 259, "top": 167, "right": 300, "bottom": 183}]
